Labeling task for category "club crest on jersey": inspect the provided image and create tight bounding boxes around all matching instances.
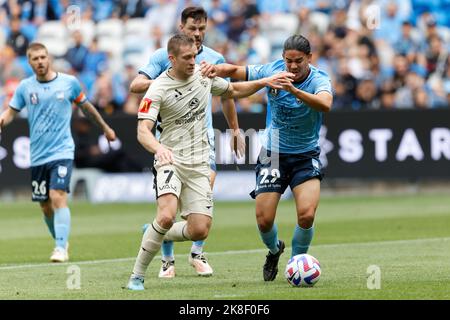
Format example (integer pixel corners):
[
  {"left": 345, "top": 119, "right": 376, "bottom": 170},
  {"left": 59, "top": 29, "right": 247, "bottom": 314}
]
[
  {"left": 269, "top": 88, "right": 278, "bottom": 96},
  {"left": 138, "top": 98, "right": 152, "bottom": 113},
  {"left": 312, "top": 159, "right": 320, "bottom": 170},
  {"left": 296, "top": 98, "right": 303, "bottom": 104},
  {"left": 200, "top": 79, "right": 208, "bottom": 87},
  {"left": 56, "top": 91, "right": 64, "bottom": 100},
  {"left": 57, "top": 166, "right": 68, "bottom": 178},
  {"left": 189, "top": 98, "right": 200, "bottom": 108},
  {"left": 30, "top": 92, "right": 39, "bottom": 105}
]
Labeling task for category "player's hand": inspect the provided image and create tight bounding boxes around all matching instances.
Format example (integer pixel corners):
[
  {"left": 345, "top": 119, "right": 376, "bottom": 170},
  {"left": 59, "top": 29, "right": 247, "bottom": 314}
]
[
  {"left": 264, "top": 72, "right": 295, "bottom": 90},
  {"left": 200, "top": 61, "right": 217, "bottom": 78},
  {"left": 155, "top": 145, "right": 174, "bottom": 165},
  {"left": 230, "top": 129, "right": 246, "bottom": 159},
  {"left": 104, "top": 127, "right": 116, "bottom": 142}
]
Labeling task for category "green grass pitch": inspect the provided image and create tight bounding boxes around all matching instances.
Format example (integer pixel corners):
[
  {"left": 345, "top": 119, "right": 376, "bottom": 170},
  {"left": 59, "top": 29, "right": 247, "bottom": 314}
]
[{"left": 0, "top": 193, "right": 449, "bottom": 300}]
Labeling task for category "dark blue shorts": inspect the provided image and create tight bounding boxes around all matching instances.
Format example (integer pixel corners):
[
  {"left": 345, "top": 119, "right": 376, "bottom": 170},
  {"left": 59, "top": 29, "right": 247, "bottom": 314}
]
[
  {"left": 30, "top": 159, "right": 73, "bottom": 202},
  {"left": 250, "top": 148, "right": 323, "bottom": 199}
]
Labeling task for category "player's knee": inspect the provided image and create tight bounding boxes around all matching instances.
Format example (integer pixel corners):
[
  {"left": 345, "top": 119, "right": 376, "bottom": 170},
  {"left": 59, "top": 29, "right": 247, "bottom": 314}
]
[
  {"left": 297, "top": 207, "right": 316, "bottom": 228},
  {"left": 256, "top": 209, "right": 274, "bottom": 233},
  {"left": 39, "top": 201, "right": 53, "bottom": 216},
  {"left": 187, "top": 219, "right": 210, "bottom": 241},
  {"left": 156, "top": 213, "right": 175, "bottom": 230},
  {"left": 189, "top": 227, "right": 209, "bottom": 241},
  {"left": 49, "top": 190, "right": 67, "bottom": 209},
  {"left": 256, "top": 215, "right": 274, "bottom": 233}
]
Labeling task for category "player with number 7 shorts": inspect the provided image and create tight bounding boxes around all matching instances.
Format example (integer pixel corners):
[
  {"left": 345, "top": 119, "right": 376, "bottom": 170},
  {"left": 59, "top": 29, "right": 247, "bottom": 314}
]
[{"left": 126, "top": 34, "right": 294, "bottom": 290}]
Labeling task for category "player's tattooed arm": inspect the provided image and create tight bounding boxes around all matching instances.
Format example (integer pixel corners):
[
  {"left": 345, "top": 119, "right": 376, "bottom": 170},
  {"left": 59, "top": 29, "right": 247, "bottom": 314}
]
[
  {"left": 0, "top": 107, "right": 19, "bottom": 133},
  {"left": 78, "top": 101, "right": 116, "bottom": 141}
]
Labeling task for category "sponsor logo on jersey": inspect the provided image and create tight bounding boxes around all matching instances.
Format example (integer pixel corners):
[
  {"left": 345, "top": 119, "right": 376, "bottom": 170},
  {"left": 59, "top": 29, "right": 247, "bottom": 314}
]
[
  {"left": 30, "top": 92, "right": 39, "bottom": 105},
  {"left": 56, "top": 91, "right": 64, "bottom": 101},
  {"left": 269, "top": 88, "right": 278, "bottom": 96},
  {"left": 158, "top": 184, "right": 178, "bottom": 192},
  {"left": 58, "top": 165, "right": 68, "bottom": 178},
  {"left": 138, "top": 98, "right": 152, "bottom": 113},
  {"left": 312, "top": 159, "right": 320, "bottom": 170},
  {"left": 175, "top": 108, "right": 205, "bottom": 125}
]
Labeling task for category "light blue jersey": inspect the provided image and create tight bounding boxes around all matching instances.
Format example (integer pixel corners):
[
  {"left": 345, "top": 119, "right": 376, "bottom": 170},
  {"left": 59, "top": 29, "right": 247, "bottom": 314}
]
[
  {"left": 9, "top": 73, "right": 87, "bottom": 166},
  {"left": 247, "top": 60, "right": 332, "bottom": 154},
  {"left": 139, "top": 45, "right": 225, "bottom": 139}
]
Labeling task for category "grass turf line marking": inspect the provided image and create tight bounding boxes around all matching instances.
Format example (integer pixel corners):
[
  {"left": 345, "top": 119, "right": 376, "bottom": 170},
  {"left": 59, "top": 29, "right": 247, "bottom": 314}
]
[{"left": 0, "top": 236, "right": 449, "bottom": 271}]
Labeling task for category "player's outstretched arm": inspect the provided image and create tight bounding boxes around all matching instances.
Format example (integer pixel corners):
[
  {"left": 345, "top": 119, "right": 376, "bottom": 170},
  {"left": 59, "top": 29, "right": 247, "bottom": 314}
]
[
  {"left": 129, "top": 74, "right": 154, "bottom": 94},
  {"left": 276, "top": 77, "right": 333, "bottom": 112},
  {"left": 200, "top": 61, "right": 247, "bottom": 81},
  {"left": 222, "top": 72, "right": 294, "bottom": 99},
  {"left": 0, "top": 107, "right": 19, "bottom": 134},
  {"left": 137, "top": 119, "right": 173, "bottom": 165},
  {"left": 78, "top": 101, "right": 116, "bottom": 141}
]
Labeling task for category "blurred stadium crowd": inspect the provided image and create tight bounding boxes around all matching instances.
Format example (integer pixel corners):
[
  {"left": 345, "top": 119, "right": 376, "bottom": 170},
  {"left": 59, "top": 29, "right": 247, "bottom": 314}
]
[{"left": 0, "top": 0, "right": 449, "bottom": 116}]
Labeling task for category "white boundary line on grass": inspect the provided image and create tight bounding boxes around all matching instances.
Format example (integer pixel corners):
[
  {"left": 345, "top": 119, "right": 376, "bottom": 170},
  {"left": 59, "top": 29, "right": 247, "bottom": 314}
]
[{"left": 0, "top": 236, "right": 449, "bottom": 271}]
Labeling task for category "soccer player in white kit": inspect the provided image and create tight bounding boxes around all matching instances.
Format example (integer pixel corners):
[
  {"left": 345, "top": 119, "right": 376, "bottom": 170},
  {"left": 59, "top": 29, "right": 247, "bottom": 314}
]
[
  {"left": 126, "top": 34, "right": 294, "bottom": 290},
  {"left": 130, "top": 7, "right": 245, "bottom": 277}
]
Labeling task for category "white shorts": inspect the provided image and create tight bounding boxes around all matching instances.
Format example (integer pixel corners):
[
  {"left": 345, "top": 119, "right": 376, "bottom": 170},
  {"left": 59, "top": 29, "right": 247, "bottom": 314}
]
[{"left": 153, "top": 161, "right": 213, "bottom": 218}]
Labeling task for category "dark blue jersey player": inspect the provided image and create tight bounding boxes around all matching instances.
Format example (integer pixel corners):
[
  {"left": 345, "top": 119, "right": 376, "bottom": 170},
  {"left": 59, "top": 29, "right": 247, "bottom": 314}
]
[
  {"left": 0, "top": 42, "right": 116, "bottom": 263},
  {"left": 201, "top": 34, "right": 333, "bottom": 281}
]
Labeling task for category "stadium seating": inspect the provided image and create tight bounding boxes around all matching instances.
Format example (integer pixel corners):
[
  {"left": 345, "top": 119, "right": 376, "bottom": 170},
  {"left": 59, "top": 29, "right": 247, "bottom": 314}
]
[
  {"left": 124, "top": 18, "right": 148, "bottom": 38},
  {"left": 78, "top": 20, "right": 96, "bottom": 47},
  {"left": 260, "top": 13, "right": 299, "bottom": 60},
  {"left": 36, "top": 21, "right": 68, "bottom": 57},
  {"left": 96, "top": 18, "right": 123, "bottom": 40},
  {"left": 36, "top": 21, "right": 67, "bottom": 42}
]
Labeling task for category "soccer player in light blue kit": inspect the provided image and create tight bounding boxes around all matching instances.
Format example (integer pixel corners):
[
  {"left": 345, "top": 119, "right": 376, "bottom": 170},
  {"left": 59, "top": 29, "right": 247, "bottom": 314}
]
[
  {"left": 201, "top": 34, "right": 333, "bottom": 281},
  {"left": 0, "top": 43, "right": 116, "bottom": 262},
  {"left": 129, "top": 7, "right": 245, "bottom": 278}
]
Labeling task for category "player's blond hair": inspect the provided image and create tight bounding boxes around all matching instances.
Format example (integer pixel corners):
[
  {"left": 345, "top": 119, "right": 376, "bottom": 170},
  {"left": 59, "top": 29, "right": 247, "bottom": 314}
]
[
  {"left": 167, "top": 34, "right": 195, "bottom": 56},
  {"left": 26, "top": 42, "right": 48, "bottom": 58}
]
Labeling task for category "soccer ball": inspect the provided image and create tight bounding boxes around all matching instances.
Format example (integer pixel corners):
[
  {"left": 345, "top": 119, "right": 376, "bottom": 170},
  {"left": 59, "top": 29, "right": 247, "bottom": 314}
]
[{"left": 285, "top": 254, "right": 321, "bottom": 287}]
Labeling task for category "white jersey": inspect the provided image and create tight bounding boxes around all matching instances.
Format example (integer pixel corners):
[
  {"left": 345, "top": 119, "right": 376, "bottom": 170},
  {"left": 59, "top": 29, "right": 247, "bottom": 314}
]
[{"left": 138, "top": 65, "right": 230, "bottom": 165}]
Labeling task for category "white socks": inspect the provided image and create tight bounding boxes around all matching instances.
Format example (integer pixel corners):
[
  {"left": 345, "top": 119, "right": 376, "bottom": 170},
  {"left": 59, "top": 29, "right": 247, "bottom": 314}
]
[
  {"left": 132, "top": 220, "right": 168, "bottom": 278},
  {"left": 164, "top": 221, "right": 191, "bottom": 242}
]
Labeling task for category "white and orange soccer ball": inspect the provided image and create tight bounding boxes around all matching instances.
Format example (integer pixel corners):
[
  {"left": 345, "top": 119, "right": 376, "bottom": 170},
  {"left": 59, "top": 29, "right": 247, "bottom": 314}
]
[{"left": 285, "top": 254, "right": 321, "bottom": 287}]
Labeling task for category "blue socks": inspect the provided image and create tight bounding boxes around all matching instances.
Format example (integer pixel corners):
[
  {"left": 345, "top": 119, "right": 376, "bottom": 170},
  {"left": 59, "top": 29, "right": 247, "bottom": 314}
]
[
  {"left": 54, "top": 207, "right": 71, "bottom": 249},
  {"left": 259, "top": 224, "right": 279, "bottom": 255},
  {"left": 161, "top": 240, "right": 206, "bottom": 260},
  {"left": 44, "top": 215, "right": 55, "bottom": 239},
  {"left": 291, "top": 224, "right": 314, "bottom": 257},
  {"left": 161, "top": 240, "right": 174, "bottom": 261},
  {"left": 191, "top": 240, "right": 204, "bottom": 255}
]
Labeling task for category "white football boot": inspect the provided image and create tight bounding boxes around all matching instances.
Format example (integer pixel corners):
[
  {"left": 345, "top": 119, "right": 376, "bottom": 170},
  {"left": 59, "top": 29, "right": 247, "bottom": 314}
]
[
  {"left": 50, "top": 243, "right": 69, "bottom": 262},
  {"left": 188, "top": 253, "right": 213, "bottom": 276},
  {"left": 158, "top": 260, "right": 175, "bottom": 278}
]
